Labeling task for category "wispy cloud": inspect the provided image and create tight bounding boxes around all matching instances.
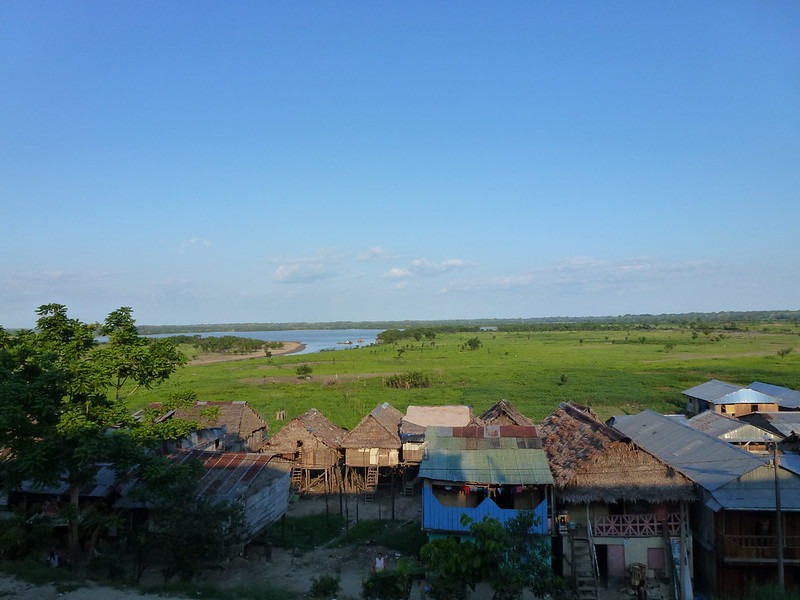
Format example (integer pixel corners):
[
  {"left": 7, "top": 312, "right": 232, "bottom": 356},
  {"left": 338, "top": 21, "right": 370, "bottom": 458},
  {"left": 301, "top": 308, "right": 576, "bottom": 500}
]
[
  {"left": 383, "top": 257, "right": 474, "bottom": 280},
  {"left": 358, "top": 246, "right": 394, "bottom": 261},
  {"left": 2, "top": 270, "right": 113, "bottom": 296},
  {"left": 181, "top": 237, "right": 211, "bottom": 250},
  {"left": 441, "top": 256, "right": 713, "bottom": 294},
  {"left": 274, "top": 249, "right": 338, "bottom": 284}
]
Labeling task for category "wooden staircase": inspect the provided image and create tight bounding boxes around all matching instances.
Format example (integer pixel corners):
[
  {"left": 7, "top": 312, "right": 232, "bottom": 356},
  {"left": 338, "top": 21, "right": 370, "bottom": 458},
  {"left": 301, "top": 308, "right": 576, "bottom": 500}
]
[
  {"left": 364, "top": 466, "right": 379, "bottom": 502},
  {"left": 571, "top": 527, "right": 600, "bottom": 600},
  {"left": 290, "top": 467, "right": 303, "bottom": 492}
]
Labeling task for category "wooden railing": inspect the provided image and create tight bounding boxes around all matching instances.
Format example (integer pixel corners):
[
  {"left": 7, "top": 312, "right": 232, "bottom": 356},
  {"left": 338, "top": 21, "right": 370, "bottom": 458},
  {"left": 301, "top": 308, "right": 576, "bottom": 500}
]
[
  {"left": 593, "top": 513, "right": 682, "bottom": 537},
  {"left": 716, "top": 534, "right": 800, "bottom": 561}
]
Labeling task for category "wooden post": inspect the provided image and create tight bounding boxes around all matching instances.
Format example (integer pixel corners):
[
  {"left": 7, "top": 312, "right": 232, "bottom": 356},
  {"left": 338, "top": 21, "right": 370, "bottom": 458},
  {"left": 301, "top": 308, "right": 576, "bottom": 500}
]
[{"left": 774, "top": 442, "right": 784, "bottom": 588}]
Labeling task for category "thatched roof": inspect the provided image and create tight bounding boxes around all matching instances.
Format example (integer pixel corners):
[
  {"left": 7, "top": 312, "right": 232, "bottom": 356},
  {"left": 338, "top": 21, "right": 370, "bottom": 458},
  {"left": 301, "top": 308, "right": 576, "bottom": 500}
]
[
  {"left": 149, "top": 401, "right": 267, "bottom": 442},
  {"left": 539, "top": 402, "right": 696, "bottom": 504},
  {"left": 473, "top": 399, "right": 535, "bottom": 427},
  {"left": 400, "top": 405, "right": 473, "bottom": 439},
  {"left": 340, "top": 402, "right": 403, "bottom": 449},
  {"left": 264, "top": 408, "right": 347, "bottom": 454}
]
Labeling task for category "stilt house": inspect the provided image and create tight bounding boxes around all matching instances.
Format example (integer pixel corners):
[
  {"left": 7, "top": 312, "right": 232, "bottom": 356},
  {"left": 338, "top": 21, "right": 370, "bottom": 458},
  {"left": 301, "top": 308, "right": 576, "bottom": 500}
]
[
  {"left": 261, "top": 408, "right": 347, "bottom": 493},
  {"left": 340, "top": 402, "right": 403, "bottom": 498}
]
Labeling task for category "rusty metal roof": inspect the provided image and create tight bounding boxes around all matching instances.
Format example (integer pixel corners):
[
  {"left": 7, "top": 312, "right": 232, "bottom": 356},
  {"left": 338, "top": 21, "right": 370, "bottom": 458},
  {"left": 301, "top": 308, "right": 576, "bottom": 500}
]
[{"left": 170, "top": 450, "right": 289, "bottom": 502}]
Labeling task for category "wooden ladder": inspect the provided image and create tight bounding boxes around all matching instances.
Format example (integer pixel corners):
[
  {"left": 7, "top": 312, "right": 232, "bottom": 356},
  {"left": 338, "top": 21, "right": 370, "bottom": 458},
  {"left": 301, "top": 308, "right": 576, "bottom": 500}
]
[
  {"left": 571, "top": 530, "right": 600, "bottom": 600},
  {"left": 290, "top": 467, "right": 303, "bottom": 492},
  {"left": 364, "top": 466, "right": 379, "bottom": 502}
]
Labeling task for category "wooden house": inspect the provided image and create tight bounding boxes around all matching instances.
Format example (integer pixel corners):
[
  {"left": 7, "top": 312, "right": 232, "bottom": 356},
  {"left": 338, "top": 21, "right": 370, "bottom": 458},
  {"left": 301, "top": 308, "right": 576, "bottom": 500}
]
[
  {"left": 418, "top": 424, "right": 554, "bottom": 540},
  {"left": 683, "top": 380, "right": 781, "bottom": 417},
  {"left": 261, "top": 408, "right": 347, "bottom": 493},
  {"left": 613, "top": 410, "right": 800, "bottom": 597},
  {"left": 539, "top": 402, "right": 696, "bottom": 597},
  {"left": 474, "top": 398, "right": 535, "bottom": 426},
  {"left": 685, "top": 410, "right": 780, "bottom": 452},
  {"left": 340, "top": 402, "right": 404, "bottom": 497},
  {"left": 149, "top": 400, "right": 268, "bottom": 452}
]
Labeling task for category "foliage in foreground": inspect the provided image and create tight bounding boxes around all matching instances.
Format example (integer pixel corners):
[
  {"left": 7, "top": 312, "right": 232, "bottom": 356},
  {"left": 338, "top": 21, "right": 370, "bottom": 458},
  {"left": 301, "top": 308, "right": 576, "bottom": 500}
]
[
  {"left": 144, "top": 580, "right": 296, "bottom": 600},
  {"left": 421, "top": 512, "right": 562, "bottom": 600},
  {"left": 726, "top": 584, "right": 800, "bottom": 600}
]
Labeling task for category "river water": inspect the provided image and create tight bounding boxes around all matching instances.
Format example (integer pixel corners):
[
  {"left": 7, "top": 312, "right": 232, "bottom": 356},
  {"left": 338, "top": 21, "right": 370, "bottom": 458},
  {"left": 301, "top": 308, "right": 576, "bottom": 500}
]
[{"left": 149, "top": 329, "right": 384, "bottom": 355}]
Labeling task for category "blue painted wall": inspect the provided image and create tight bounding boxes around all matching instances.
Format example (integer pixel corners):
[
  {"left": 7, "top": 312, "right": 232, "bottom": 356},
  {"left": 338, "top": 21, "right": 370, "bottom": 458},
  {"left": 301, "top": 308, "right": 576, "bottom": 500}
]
[{"left": 422, "top": 486, "right": 549, "bottom": 534}]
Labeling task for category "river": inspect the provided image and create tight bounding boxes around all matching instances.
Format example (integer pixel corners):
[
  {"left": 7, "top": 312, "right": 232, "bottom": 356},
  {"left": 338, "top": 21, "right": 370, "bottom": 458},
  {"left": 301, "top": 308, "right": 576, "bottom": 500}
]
[{"left": 148, "top": 328, "right": 384, "bottom": 355}]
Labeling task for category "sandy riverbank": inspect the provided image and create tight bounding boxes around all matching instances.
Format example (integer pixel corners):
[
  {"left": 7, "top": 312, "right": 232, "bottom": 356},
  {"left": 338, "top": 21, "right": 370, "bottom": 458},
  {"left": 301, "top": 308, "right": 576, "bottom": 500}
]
[{"left": 187, "top": 341, "right": 306, "bottom": 365}]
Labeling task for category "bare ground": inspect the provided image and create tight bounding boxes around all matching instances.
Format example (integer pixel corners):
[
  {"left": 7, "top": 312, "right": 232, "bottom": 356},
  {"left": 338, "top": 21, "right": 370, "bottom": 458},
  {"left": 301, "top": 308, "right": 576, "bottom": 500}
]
[{"left": 187, "top": 341, "right": 306, "bottom": 365}]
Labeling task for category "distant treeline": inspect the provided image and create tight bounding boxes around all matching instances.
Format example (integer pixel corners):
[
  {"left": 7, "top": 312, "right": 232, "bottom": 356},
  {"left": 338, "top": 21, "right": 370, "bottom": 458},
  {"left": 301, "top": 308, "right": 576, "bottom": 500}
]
[
  {"left": 137, "top": 310, "right": 800, "bottom": 336},
  {"left": 163, "top": 335, "right": 284, "bottom": 354}
]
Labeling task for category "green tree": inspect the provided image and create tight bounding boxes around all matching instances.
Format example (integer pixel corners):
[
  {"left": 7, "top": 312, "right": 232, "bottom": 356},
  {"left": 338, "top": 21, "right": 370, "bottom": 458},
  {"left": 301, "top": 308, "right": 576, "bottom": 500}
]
[
  {"left": 296, "top": 363, "right": 313, "bottom": 378},
  {"left": 129, "top": 455, "right": 245, "bottom": 582},
  {"left": 421, "top": 512, "right": 560, "bottom": 600},
  {"left": 0, "top": 304, "right": 189, "bottom": 571},
  {"left": 465, "top": 337, "right": 482, "bottom": 351}
]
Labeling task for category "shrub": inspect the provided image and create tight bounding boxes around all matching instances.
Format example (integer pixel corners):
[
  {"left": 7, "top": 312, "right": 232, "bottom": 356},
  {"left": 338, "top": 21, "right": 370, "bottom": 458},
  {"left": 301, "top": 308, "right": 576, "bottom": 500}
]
[
  {"left": 385, "top": 371, "right": 430, "bottom": 389},
  {"left": 310, "top": 573, "right": 340, "bottom": 597}
]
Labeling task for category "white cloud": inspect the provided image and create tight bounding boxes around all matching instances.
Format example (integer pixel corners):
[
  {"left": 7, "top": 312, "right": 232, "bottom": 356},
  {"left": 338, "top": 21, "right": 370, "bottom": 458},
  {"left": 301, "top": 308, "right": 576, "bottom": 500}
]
[
  {"left": 181, "top": 237, "right": 211, "bottom": 250},
  {"left": 274, "top": 249, "right": 338, "bottom": 284},
  {"left": 358, "top": 246, "right": 394, "bottom": 261},
  {"left": 443, "top": 256, "right": 714, "bottom": 294},
  {"left": 383, "top": 257, "right": 474, "bottom": 280}
]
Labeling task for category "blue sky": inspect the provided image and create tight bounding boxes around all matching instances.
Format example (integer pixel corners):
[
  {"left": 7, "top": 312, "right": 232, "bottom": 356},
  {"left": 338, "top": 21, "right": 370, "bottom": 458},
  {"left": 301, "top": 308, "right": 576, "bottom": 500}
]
[{"left": 2, "top": 2, "right": 799, "bottom": 328}]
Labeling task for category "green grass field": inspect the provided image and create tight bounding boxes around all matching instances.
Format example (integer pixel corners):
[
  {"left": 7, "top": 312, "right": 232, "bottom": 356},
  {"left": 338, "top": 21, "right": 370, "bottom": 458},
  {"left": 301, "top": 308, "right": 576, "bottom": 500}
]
[{"left": 128, "top": 325, "right": 800, "bottom": 429}]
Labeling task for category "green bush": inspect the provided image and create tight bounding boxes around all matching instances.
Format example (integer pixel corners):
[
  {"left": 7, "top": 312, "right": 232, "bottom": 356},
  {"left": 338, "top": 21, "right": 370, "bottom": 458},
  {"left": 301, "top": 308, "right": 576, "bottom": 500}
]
[
  {"left": 385, "top": 371, "right": 431, "bottom": 389},
  {"left": 310, "top": 573, "right": 340, "bottom": 597}
]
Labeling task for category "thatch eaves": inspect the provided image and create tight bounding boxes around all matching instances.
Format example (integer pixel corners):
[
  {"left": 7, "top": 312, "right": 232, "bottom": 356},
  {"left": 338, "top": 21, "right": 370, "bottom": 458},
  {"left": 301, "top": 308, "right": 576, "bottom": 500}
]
[
  {"left": 341, "top": 402, "right": 403, "bottom": 449},
  {"left": 474, "top": 399, "right": 535, "bottom": 427},
  {"left": 539, "top": 402, "right": 696, "bottom": 504},
  {"left": 149, "top": 400, "right": 267, "bottom": 446}
]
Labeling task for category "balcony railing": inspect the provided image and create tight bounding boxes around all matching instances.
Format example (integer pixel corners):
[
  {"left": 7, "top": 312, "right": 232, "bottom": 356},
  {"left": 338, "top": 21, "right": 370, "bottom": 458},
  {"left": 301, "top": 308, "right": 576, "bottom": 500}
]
[
  {"left": 593, "top": 513, "right": 682, "bottom": 537},
  {"left": 716, "top": 534, "right": 800, "bottom": 561}
]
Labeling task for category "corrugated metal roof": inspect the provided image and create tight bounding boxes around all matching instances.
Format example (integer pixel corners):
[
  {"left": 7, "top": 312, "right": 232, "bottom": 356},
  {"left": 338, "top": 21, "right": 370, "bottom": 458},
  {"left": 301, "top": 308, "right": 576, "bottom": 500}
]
[
  {"left": 170, "top": 450, "right": 289, "bottom": 503},
  {"left": 685, "top": 411, "right": 779, "bottom": 443},
  {"left": 781, "top": 453, "right": 800, "bottom": 477},
  {"left": 749, "top": 381, "right": 800, "bottom": 409},
  {"left": 739, "top": 412, "right": 800, "bottom": 439},
  {"left": 418, "top": 426, "right": 553, "bottom": 486},
  {"left": 20, "top": 464, "right": 119, "bottom": 498},
  {"left": 610, "top": 410, "right": 766, "bottom": 492},
  {"left": 713, "top": 388, "right": 779, "bottom": 406},
  {"left": 709, "top": 464, "right": 800, "bottom": 511},
  {"left": 682, "top": 379, "right": 741, "bottom": 401}
]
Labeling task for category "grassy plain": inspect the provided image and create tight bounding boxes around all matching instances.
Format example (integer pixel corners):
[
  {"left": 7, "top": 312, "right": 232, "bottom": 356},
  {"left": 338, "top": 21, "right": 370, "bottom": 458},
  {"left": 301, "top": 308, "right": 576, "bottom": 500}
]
[{"left": 127, "top": 325, "right": 800, "bottom": 429}]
